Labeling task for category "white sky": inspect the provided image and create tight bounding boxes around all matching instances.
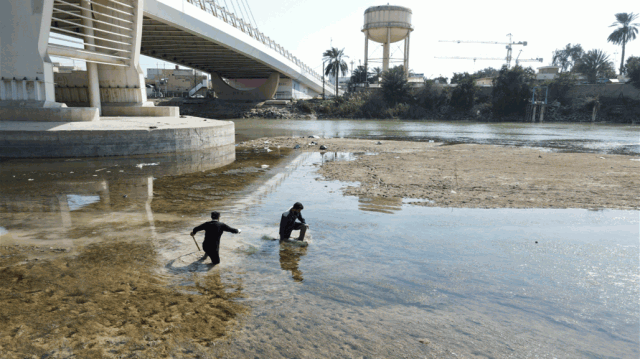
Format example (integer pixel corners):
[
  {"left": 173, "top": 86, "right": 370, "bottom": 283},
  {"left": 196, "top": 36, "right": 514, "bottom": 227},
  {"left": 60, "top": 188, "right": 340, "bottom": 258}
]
[{"left": 106, "top": 0, "right": 640, "bottom": 79}]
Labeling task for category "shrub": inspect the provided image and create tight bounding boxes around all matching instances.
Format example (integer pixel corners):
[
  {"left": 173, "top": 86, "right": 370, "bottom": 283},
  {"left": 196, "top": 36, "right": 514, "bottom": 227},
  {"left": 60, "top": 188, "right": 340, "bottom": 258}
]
[
  {"left": 381, "top": 66, "right": 411, "bottom": 106},
  {"left": 450, "top": 72, "right": 476, "bottom": 110},
  {"left": 491, "top": 65, "right": 535, "bottom": 116}
]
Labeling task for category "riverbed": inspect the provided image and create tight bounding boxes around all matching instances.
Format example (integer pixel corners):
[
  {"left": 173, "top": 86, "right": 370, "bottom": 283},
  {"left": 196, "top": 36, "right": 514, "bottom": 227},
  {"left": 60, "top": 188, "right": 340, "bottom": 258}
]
[{"left": 0, "top": 119, "right": 638, "bottom": 358}]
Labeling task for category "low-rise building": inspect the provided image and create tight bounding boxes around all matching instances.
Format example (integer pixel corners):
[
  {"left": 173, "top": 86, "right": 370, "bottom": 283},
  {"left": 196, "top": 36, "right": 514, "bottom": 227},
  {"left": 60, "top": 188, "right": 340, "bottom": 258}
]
[
  {"left": 146, "top": 66, "right": 208, "bottom": 97},
  {"left": 475, "top": 77, "right": 495, "bottom": 87},
  {"left": 536, "top": 66, "right": 560, "bottom": 81}
]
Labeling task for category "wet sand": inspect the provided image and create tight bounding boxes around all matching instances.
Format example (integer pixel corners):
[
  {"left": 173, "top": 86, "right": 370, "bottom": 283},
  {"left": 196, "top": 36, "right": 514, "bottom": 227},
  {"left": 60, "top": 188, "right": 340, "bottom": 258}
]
[
  {"left": 241, "top": 137, "right": 640, "bottom": 210},
  {"left": 0, "top": 241, "right": 246, "bottom": 358}
]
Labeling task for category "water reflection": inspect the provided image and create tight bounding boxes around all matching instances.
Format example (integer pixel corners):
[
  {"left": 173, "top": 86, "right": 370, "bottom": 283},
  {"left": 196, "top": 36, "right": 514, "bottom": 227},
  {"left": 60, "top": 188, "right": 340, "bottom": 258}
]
[
  {"left": 0, "top": 145, "right": 235, "bottom": 247},
  {"left": 234, "top": 119, "right": 640, "bottom": 155},
  {"left": 358, "top": 196, "right": 403, "bottom": 214},
  {"left": 279, "top": 245, "right": 308, "bottom": 282}
]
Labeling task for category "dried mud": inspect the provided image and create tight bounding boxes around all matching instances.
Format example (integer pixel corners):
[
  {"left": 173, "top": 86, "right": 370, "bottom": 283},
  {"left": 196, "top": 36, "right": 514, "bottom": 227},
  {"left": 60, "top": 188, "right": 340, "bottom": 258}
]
[{"left": 242, "top": 137, "right": 640, "bottom": 210}]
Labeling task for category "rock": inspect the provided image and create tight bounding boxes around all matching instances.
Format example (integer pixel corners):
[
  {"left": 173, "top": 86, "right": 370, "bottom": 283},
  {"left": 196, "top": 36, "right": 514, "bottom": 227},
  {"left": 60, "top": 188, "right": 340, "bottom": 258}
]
[
  {"left": 309, "top": 141, "right": 317, "bottom": 145},
  {"left": 319, "top": 145, "right": 328, "bottom": 150},
  {"left": 376, "top": 141, "right": 383, "bottom": 145},
  {"left": 308, "top": 135, "right": 320, "bottom": 139},
  {"left": 293, "top": 145, "right": 300, "bottom": 149}
]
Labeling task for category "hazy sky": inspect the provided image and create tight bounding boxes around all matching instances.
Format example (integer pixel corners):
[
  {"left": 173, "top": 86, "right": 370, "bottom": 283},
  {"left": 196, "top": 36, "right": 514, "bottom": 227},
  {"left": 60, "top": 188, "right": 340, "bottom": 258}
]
[{"left": 139, "top": 0, "right": 638, "bottom": 79}]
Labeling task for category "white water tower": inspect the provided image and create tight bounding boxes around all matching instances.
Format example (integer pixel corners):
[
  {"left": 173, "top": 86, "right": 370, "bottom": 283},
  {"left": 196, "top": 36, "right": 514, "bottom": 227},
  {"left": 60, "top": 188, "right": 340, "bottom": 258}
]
[{"left": 362, "top": 5, "right": 413, "bottom": 76}]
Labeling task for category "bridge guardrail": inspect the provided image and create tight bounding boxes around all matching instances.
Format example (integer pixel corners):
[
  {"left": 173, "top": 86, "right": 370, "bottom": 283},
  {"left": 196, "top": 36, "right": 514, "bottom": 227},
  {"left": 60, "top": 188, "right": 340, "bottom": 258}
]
[{"left": 186, "top": 0, "right": 322, "bottom": 82}]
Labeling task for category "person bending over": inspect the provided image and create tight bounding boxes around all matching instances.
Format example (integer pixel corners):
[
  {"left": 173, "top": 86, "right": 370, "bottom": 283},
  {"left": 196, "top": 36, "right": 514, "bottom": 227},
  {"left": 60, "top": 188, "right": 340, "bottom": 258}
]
[
  {"left": 191, "top": 211, "right": 241, "bottom": 266},
  {"left": 279, "top": 202, "right": 309, "bottom": 241}
]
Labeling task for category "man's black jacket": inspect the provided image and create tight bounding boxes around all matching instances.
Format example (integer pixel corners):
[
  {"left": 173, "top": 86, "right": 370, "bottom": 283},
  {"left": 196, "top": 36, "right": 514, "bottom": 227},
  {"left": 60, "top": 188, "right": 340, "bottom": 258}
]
[{"left": 279, "top": 210, "right": 306, "bottom": 239}]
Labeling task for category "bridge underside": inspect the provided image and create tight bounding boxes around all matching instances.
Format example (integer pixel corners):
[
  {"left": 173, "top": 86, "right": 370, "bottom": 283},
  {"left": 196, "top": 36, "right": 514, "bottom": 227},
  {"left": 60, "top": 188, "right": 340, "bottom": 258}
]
[{"left": 141, "top": 17, "right": 276, "bottom": 80}]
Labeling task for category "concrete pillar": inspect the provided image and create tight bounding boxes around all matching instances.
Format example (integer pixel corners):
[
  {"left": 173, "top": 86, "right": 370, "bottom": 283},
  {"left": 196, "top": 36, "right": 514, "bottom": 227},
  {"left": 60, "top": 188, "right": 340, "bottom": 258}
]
[
  {"left": 364, "top": 32, "right": 369, "bottom": 83},
  {"left": 0, "top": 0, "right": 56, "bottom": 105},
  {"left": 531, "top": 104, "right": 537, "bottom": 123},
  {"left": 404, "top": 33, "right": 411, "bottom": 76},
  {"left": 93, "top": 0, "right": 147, "bottom": 106},
  {"left": 539, "top": 105, "right": 545, "bottom": 122},
  {"left": 80, "top": 0, "right": 102, "bottom": 114},
  {"left": 383, "top": 28, "right": 390, "bottom": 72}
]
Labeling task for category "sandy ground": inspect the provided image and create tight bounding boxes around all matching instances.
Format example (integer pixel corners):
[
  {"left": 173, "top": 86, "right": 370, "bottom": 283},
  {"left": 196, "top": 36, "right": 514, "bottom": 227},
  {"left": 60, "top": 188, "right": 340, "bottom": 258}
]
[
  {"left": 241, "top": 137, "right": 640, "bottom": 210},
  {"left": 0, "top": 239, "right": 247, "bottom": 359}
]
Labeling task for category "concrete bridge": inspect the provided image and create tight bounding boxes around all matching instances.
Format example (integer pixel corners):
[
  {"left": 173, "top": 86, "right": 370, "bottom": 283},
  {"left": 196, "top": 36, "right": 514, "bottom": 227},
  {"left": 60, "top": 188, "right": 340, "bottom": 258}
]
[{"left": 0, "top": 0, "right": 331, "bottom": 122}]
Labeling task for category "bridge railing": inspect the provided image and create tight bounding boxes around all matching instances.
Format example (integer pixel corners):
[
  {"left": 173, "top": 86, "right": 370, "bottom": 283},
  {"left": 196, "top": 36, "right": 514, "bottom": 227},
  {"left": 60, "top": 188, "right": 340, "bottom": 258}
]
[{"left": 186, "top": 0, "right": 322, "bottom": 82}]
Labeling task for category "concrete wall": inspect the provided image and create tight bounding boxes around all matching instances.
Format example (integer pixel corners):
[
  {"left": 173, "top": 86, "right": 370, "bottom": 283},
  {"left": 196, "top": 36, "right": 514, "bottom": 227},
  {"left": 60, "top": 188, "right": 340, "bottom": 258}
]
[
  {"left": 0, "top": 118, "right": 235, "bottom": 158},
  {"left": 566, "top": 83, "right": 640, "bottom": 99}
]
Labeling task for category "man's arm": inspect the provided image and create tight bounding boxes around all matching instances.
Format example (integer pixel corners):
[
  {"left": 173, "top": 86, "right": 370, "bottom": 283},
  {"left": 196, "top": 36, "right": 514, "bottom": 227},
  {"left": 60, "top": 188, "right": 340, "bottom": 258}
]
[
  {"left": 222, "top": 223, "right": 240, "bottom": 234},
  {"left": 190, "top": 223, "right": 206, "bottom": 236},
  {"left": 297, "top": 212, "right": 306, "bottom": 224}
]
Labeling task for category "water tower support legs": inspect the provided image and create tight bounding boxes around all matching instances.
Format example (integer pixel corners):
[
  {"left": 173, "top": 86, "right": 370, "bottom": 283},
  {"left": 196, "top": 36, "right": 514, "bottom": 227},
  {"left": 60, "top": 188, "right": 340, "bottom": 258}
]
[
  {"left": 364, "top": 33, "right": 369, "bottom": 83},
  {"left": 404, "top": 33, "right": 410, "bottom": 76},
  {"left": 383, "top": 28, "right": 390, "bottom": 72}
]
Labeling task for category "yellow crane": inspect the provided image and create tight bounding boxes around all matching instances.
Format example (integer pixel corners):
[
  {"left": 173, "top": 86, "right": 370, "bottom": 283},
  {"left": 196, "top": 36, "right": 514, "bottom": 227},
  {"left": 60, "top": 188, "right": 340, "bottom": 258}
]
[{"left": 439, "top": 33, "right": 529, "bottom": 68}]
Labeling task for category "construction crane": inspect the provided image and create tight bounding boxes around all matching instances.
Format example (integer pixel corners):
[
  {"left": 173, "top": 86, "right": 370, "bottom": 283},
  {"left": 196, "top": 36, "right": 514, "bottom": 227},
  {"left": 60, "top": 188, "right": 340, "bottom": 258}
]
[
  {"left": 434, "top": 56, "right": 543, "bottom": 66},
  {"left": 439, "top": 34, "right": 527, "bottom": 68}
]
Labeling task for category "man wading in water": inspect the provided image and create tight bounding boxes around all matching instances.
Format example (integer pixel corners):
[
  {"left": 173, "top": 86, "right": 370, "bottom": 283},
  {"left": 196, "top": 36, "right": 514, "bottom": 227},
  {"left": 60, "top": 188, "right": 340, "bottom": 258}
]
[
  {"left": 191, "top": 211, "right": 241, "bottom": 266},
  {"left": 279, "top": 202, "right": 309, "bottom": 241}
]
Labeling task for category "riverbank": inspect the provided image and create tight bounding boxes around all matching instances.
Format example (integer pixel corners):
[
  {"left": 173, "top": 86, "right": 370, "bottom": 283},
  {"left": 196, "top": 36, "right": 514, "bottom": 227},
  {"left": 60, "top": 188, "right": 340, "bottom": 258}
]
[
  {"left": 241, "top": 137, "right": 640, "bottom": 210},
  {"left": 156, "top": 96, "right": 639, "bottom": 123}
]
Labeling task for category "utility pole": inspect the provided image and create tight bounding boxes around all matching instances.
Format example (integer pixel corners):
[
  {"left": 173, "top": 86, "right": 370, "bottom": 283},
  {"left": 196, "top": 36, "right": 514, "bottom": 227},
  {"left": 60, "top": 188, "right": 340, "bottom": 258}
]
[{"left": 350, "top": 60, "right": 354, "bottom": 76}]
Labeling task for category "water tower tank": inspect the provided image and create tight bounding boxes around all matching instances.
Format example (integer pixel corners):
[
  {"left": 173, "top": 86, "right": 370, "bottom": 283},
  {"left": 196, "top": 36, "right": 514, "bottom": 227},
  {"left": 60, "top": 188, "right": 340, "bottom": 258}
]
[{"left": 362, "top": 6, "right": 413, "bottom": 73}]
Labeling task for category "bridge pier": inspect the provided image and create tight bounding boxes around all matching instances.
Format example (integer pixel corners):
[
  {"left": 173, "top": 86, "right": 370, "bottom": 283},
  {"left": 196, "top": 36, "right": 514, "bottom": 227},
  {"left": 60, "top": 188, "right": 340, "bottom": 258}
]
[
  {"left": 210, "top": 72, "right": 280, "bottom": 100},
  {"left": 0, "top": 0, "right": 236, "bottom": 158}
]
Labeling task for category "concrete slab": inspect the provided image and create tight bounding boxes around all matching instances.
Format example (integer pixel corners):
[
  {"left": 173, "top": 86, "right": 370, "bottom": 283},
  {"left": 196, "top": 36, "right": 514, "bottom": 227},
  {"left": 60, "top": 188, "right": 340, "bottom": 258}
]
[{"left": 0, "top": 116, "right": 234, "bottom": 158}]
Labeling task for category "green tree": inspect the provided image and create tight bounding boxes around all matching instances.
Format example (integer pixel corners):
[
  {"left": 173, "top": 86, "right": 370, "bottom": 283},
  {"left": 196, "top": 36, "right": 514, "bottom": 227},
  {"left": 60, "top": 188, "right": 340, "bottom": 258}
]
[
  {"left": 472, "top": 67, "right": 500, "bottom": 79},
  {"left": 607, "top": 12, "right": 639, "bottom": 74},
  {"left": 372, "top": 67, "right": 383, "bottom": 83},
  {"left": 450, "top": 72, "right": 476, "bottom": 110},
  {"left": 545, "top": 72, "right": 577, "bottom": 104},
  {"left": 323, "top": 47, "right": 349, "bottom": 97},
  {"left": 627, "top": 56, "right": 640, "bottom": 89},
  {"left": 350, "top": 65, "right": 371, "bottom": 84},
  {"left": 574, "top": 49, "right": 613, "bottom": 83},
  {"left": 381, "top": 65, "right": 411, "bottom": 106},
  {"left": 433, "top": 76, "right": 448, "bottom": 84},
  {"left": 491, "top": 65, "right": 535, "bottom": 116},
  {"left": 552, "top": 44, "right": 584, "bottom": 72}
]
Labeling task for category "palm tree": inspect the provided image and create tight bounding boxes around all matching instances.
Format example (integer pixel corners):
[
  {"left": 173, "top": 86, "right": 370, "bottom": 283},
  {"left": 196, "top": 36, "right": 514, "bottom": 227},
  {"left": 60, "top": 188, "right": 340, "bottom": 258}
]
[
  {"left": 350, "top": 65, "right": 371, "bottom": 84},
  {"left": 607, "top": 12, "right": 639, "bottom": 75},
  {"left": 372, "top": 67, "right": 383, "bottom": 83},
  {"left": 323, "top": 47, "right": 349, "bottom": 97},
  {"left": 574, "top": 49, "right": 612, "bottom": 83}
]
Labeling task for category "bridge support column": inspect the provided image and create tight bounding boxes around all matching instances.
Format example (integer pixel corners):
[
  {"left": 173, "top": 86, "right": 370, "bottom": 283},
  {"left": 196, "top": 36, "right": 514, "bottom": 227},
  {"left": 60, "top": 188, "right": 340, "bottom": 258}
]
[
  {"left": 210, "top": 73, "right": 280, "bottom": 100},
  {"left": 0, "top": 0, "right": 98, "bottom": 121}
]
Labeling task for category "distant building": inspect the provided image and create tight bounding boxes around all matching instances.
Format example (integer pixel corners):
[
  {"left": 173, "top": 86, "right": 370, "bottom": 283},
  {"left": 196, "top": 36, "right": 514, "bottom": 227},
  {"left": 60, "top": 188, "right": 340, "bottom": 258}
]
[
  {"left": 475, "top": 77, "right": 495, "bottom": 87},
  {"left": 536, "top": 66, "right": 560, "bottom": 81},
  {"left": 146, "top": 65, "right": 208, "bottom": 96},
  {"left": 52, "top": 62, "right": 81, "bottom": 74}
]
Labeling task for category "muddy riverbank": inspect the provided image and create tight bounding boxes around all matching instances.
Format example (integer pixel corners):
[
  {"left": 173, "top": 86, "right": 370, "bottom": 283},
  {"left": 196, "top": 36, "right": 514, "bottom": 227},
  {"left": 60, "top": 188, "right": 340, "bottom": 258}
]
[{"left": 241, "top": 137, "right": 640, "bottom": 210}]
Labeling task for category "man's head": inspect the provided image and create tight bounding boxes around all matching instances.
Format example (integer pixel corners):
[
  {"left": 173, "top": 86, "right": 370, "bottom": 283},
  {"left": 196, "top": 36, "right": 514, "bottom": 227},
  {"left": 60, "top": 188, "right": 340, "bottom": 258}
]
[
  {"left": 292, "top": 202, "right": 304, "bottom": 212},
  {"left": 211, "top": 211, "right": 220, "bottom": 220}
]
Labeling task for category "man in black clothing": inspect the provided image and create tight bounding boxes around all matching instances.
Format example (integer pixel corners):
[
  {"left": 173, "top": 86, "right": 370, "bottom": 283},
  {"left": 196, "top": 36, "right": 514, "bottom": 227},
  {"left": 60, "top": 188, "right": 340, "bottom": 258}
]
[
  {"left": 279, "top": 202, "right": 309, "bottom": 241},
  {"left": 190, "top": 211, "right": 241, "bottom": 266}
]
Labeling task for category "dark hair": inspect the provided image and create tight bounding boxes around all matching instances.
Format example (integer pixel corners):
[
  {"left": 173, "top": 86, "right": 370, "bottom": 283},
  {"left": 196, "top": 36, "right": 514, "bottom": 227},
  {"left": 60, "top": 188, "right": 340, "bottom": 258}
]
[
  {"left": 211, "top": 211, "right": 220, "bottom": 220},
  {"left": 293, "top": 202, "right": 304, "bottom": 210}
]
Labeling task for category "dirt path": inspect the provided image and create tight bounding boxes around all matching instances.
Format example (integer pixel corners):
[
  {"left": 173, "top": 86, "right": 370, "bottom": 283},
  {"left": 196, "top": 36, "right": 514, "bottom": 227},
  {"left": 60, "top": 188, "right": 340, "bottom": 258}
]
[{"left": 241, "top": 137, "right": 640, "bottom": 210}]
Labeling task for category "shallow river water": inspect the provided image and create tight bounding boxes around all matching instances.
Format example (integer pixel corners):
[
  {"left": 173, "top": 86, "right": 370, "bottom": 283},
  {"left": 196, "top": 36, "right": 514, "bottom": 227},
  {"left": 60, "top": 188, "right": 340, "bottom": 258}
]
[{"left": 0, "top": 120, "right": 638, "bottom": 358}]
